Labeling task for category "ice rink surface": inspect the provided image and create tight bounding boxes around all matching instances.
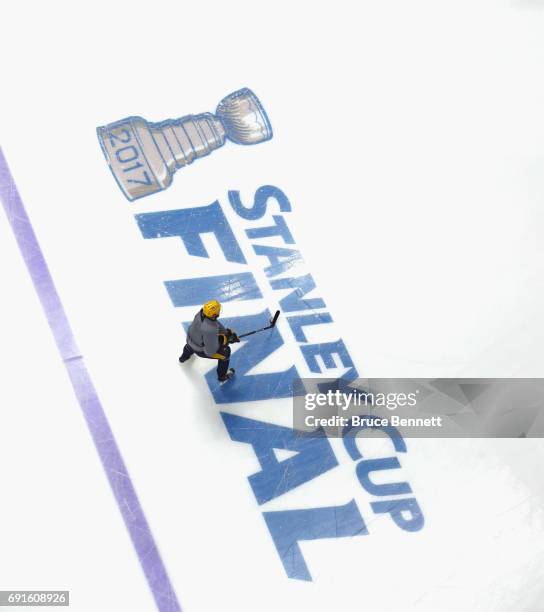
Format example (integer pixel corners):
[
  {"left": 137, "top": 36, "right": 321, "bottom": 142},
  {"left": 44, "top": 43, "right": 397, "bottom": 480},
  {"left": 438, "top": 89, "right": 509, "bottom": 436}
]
[{"left": 1, "top": 2, "right": 544, "bottom": 610}]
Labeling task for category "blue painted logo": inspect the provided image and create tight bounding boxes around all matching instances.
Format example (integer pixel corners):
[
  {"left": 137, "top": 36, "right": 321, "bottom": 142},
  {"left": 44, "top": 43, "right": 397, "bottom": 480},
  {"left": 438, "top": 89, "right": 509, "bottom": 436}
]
[{"left": 98, "top": 89, "right": 425, "bottom": 581}]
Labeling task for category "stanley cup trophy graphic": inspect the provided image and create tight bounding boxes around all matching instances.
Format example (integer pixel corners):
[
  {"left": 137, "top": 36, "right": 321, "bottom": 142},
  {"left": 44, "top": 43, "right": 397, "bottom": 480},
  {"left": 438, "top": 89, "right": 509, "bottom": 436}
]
[{"left": 97, "top": 88, "right": 273, "bottom": 201}]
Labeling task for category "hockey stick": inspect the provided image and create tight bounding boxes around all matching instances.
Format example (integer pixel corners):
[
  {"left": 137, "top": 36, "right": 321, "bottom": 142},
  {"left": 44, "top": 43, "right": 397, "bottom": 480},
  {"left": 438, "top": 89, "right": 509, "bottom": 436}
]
[{"left": 237, "top": 310, "right": 280, "bottom": 339}]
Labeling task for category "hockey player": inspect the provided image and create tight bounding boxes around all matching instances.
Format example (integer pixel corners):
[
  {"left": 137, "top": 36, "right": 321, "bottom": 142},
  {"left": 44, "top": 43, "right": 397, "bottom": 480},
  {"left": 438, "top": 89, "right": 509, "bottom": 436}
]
[{"left": 178, "top": 300, "right": 240, "bottom": 382}]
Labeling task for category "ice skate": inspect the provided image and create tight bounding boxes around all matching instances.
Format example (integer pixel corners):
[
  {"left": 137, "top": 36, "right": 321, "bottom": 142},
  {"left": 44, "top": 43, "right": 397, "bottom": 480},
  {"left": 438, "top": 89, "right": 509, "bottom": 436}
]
[{"left": 218, "top": 368, "right": 235, "bottom": 383}]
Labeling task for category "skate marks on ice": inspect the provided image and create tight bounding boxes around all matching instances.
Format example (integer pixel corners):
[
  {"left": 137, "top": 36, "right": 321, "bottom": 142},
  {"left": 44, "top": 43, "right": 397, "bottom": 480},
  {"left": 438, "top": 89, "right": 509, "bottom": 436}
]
[{"left": 0, "top": 149, "right": 182, "bottom": 612}]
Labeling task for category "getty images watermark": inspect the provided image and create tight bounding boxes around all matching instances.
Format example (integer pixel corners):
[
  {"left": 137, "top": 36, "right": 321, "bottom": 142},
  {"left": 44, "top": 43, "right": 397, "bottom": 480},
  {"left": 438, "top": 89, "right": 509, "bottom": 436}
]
[
  {"left": 292, "top": 378, "right": 544, "bottom": 438},
  {"left": 303, "top": 387, "right": 442, "bottom": 430}
]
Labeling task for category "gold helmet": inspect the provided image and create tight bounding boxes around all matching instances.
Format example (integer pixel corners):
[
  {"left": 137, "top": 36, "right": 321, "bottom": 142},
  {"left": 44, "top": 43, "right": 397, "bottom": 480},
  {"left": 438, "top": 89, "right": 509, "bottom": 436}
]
[{"left": 202, "top": 299, "right": 221, "bottom": 319}]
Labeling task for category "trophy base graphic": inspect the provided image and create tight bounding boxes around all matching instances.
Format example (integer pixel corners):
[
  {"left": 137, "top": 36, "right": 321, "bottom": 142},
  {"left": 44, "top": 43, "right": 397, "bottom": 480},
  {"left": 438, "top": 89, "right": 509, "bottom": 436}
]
[{"left": 97, "top": 88, "right": 272, "bottom": 201}]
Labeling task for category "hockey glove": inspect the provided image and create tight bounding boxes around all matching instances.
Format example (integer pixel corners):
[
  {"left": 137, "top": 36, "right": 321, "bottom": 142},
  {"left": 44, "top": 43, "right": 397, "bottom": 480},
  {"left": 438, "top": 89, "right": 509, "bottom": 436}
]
[{"left": 222, "top": 328, "right": 240, "bottom": 344}]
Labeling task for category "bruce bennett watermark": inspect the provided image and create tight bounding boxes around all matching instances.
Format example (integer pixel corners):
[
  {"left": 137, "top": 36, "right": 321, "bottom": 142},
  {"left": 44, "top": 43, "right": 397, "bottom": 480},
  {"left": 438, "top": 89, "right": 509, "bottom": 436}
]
[
  {"left": 292, "top": 378, "right": 544, "bottom": 438},
  {"left": 304, "top": 412, "right": 443, "bottom": 430}
]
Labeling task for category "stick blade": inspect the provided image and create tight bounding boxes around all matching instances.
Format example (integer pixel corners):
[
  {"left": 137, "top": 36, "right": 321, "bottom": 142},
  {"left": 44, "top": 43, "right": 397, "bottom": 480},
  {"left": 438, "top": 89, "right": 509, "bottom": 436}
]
[{"left": 270, "top": 310, "right": 280, "bottom": 326}]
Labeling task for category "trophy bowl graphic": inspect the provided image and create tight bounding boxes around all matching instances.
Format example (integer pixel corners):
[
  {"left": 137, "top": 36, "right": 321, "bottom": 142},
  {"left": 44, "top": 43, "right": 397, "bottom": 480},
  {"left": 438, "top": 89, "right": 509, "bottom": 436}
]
[{"left": 97, "top": 88, "right": 273, "bottom": 201}]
